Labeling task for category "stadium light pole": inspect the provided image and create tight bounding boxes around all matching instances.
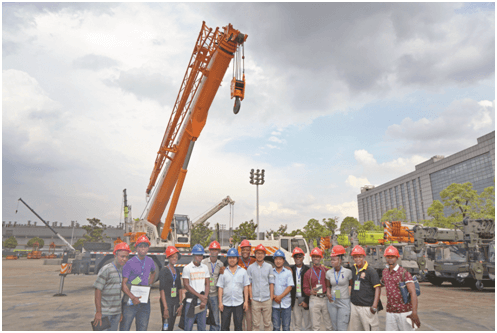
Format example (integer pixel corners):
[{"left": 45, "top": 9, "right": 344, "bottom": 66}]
[{"left": 249, "top": 169, "right": 265, "bottom": 240}]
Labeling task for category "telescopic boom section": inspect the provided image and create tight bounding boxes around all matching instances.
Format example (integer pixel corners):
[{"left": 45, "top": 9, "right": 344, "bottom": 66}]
[{"left": 145, "top": 22, "right": 247, "bottom": 240}]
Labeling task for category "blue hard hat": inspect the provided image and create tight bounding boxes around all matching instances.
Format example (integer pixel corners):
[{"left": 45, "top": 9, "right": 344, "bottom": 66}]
[
  {"left": 192, "top": 244, "right": 205, "bottom": 255},
  {"left": 273, "top": 249, "right": 286, "bottom": 259},
  {"left": 227, "top": 248, "right": 239, "bottom": 257}
]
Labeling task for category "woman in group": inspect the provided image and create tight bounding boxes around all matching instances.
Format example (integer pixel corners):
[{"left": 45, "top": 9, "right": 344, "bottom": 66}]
[
  {"left": 159, "top": 246, "right": 184, "bottom": 331},
  {"left": 325, "top": 245, "right": 353, "bottom": 331}
]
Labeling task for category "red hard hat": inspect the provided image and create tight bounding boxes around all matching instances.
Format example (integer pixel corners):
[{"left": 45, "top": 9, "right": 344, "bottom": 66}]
[
  {"left": 254, "top": 244, "right": 266, "bottom": 254},
  {"left": 351, "top": 245, "right": 366, "bottom": 256},
  {"left": 310, "top": 247, "right": 323, "bottom": 258},
  {"left": 331, "top": 245, "right": 346, "bottom": 257},
  {"left": 384, "top": 245, "right": 400, "bottom": 257},
  {"left": 240, "top": 240, "right": 251, "bottom": 248},
  {"left": 113, "top": 242, "right": 131, "bottom": 255},
  {"left": 209, "top": 241, "right": 221, "bottom": 250},
  {"left": 135, "top": 235, "right": 151, "bottom": 246},
  {"left": 165, "top": 246, "right": 180, "bottom": 258},
  {"left": 292, "top": 247, "right": 305, "bottom": 257}
]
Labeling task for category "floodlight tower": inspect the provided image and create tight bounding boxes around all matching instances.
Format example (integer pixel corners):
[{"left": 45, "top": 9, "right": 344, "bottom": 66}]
[{"left": 249, "top": 169, "right": 265, "bottom": 240}]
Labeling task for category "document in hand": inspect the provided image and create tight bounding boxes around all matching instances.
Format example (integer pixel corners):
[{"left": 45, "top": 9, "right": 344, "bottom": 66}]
[{"left": 130, "top": 285, "right": 151, "bottom": 303}]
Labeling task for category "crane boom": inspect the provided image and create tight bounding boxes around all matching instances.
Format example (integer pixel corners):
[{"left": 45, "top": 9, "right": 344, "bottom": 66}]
[
  {"left": 140, "top": 22, "right": 247, "bottom": 244},
  {"left": 192, "top": 196, "right": 235, "bottom": 227}
]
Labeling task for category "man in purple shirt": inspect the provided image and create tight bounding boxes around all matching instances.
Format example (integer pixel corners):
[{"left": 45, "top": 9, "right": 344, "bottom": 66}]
[{"left": 120, "top": 235, "right": 156, "bottom": 331}]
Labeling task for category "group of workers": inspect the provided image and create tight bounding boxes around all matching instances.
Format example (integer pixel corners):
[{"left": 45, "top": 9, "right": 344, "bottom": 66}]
[{"left": 93, "top": 235, "right": 422, "bottom": 331}]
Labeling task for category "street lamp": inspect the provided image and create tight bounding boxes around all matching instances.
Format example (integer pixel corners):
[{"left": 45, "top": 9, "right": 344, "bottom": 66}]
[{"left": 249, "top": 169, "right": 265, "bottom": 240}]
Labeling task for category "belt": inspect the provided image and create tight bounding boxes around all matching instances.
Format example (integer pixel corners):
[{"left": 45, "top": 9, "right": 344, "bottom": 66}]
[{"left": 313, "top": 294, "right": 326, "bottom": 298}]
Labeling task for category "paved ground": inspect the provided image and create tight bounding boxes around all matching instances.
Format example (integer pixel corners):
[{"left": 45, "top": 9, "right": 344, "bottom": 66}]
[{"left": 2, "top": 258, "right": 495, "bottom": 331}]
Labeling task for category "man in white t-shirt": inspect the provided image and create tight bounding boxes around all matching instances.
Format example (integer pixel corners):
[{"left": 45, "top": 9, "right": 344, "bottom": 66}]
[{"left": 182, "top": 244, "right": 210, "bottom": 331}]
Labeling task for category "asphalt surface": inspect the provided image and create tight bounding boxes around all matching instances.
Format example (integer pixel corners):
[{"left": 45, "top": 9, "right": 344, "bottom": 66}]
[{"left": 2, "top": 258, "right": 495, "bottom": 331}]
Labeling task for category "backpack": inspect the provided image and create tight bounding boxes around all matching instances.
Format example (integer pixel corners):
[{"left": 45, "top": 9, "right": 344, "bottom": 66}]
[{"left": 398, "top": 268, "right": 420, "bottom": 304}]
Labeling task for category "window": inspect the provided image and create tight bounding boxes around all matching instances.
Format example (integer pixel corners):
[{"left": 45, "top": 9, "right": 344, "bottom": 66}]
[
  {"left": 281, "top": 239, "right": 289, "bottom": 251},
  {"left": 291, "top": 239, "right": 307, "bottom": 253},
  {"left": 435, "top": 245, "right": 467, "bottom": 263}
]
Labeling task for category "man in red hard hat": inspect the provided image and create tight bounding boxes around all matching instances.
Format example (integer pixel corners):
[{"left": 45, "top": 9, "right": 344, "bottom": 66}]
[
  {"left": 93, "top": 242, "right": 130, "bottom": 330},
  {"left": 202, "top": 241, "right": 224, "bottom": 331},
  {"left": 303, "top": 247, "right": 332, "bottom": 331},
  {"left": 381, "top": 245, "right": 421, "bottom": 331},
  {"left": 349, "top": 245, "right": 381, "bottom": 331},
  {"left": 290, "top": 247, "right": 311, "bottom": 331},
  {"left": 237, "top": 239, "right": 256, "bottom": 331}
]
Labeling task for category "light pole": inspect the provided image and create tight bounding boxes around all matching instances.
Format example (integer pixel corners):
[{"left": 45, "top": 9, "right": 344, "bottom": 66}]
[
  {"left": 249, "top": 169, "right": 265, "bottom": 240},
  {"left": 220, "top": 224, "right": 226, "bottom": 247}
]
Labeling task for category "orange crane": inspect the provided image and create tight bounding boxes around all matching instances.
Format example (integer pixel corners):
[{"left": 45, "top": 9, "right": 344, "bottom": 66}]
[
  {"left": 126, "top": 22, "right": 248, "bottom": 250},
  {"left": 27, "top": 241, "right": 42, "bottom": 259}
]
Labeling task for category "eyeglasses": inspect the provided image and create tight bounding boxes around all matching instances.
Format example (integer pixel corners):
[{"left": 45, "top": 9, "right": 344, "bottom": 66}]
[{"left": 294, "top": 254, "right": 304, "bottom": 258}]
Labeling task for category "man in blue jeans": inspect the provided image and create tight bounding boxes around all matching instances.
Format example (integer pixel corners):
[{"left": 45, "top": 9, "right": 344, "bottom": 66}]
[
  {"left": 271, "top": 250, "right": 294, "bottom": 331},
  {"left": 183, "top": 244, "right": 210, "bottom": 331},
  {"left": 120, "top": 235, "right": 156, "bottom": 331},
  {"left": 202, "top": 241, "right": 224, "bottom": 331}
]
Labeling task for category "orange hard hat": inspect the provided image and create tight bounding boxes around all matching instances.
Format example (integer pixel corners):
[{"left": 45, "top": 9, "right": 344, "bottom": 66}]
[
  {"left": 240, "top": 240, "right": 251, "bottom": 248},
  {"left": 209, "top": 241, "right": 221, "bottom": 250},
  {"left": 310, "top": 247, "right": 323, "bottom": 258},
  {"left": 113, "top": 242, "right": 131, "bottom": 255},
  {"left": 351, "top": 245, "right": 366, "bottom": 256},
  {"left": 135, "top": 235, "right": 151, "bottom": 246},
  {"left": 331, "top": 245, "right": 346, "bottom": 257},
  {"left": 254, "top": 244, "right": 266, "bottom": 254},
  {"left": 384, "top": 245, "right": 400, "bottom": 257},
  {"left": 165, "top": 246, "right": 180, "bottom": 258},
  {"left": 292, "top": 247, "right": 305, "bottom": 257}
]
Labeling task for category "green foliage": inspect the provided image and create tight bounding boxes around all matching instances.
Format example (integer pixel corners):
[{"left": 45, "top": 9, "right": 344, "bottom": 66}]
[
  {"left": 232, "top": 220, "right": 257, "bottom": 244},
  {"left": 302, "top": 218, "right": 337, "bottom": 249},
  {"left": 360, "top": 220, "right": 383, "bottom": 232},
  {"left": 340, "top": 216, "right": 361, "bottom": 235},
  {"left": 3, "top": 236, "right": 18, "bottom": 249},
  {"left": 266, "top": 224, "right": 290, "bottom": 239},
  {"left": 381, "top": 207, "right": 407, "bottom": 223},
  {"left": 287, "top": 228, "right": 304, "bottom": 237},
  {"left": 75, "top": 218, "right": 109, "bottom": 248},
  {"left": 73, "top": 238, "right": 86, "bottom": 250},
  {"left": 27, "top": 237, "right": 45, "bottom": 249},
  {"left": 191, "top": 220, "right": 213, "bottom": 250},
  {"left": 478, "top": 186, "right": 495, "bottom": 219}
]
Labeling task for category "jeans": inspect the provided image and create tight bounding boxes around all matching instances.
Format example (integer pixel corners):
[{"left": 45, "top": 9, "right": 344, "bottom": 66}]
[
  {"left": 184, "top": 301, "right": 207, "bottom": 331},
  {"left": 209, "top": 296, "right": 220, "bottom": 331},
  {"left": 272, "top": 307, "right": 291, "bottom": 331},
  {"left": 221, "top": 304, "right": 244, "bottom": 331},
  {"left": 103, "top": 314, "right": 121, "bottom": 331},
  {"left": 326, "top": 298, "right": 350, "bottom": 331},
  {"left": 120, "top": 302, "right": 151, "bottom": 331},
  {"left": 161, "top": 303, "right": 179, "bottom": 331}
]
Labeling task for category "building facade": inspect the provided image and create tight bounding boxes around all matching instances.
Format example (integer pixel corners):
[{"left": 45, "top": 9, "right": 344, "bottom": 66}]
[{"left": 357, "top": 131, "right": 495, "bottom": 225}]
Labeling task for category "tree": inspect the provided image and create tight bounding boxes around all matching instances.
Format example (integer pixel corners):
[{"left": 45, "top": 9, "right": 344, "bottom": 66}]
[
  {"left": 265, "top": 224, "right": 288, "bottom": 239},
  {"left": 3, "top": 236, "right": 18, "bottom": 250},
  {"left": 302, "top": 218, "right": 336, "bottom": 249},
  {"left": 74, "top": 218, "right": 109, "bottom": 248},
  {"left": 381, "top": 208, "right": 407, "bottom": 223},
  {"left": 190, "top": 221, "right": 213, "bottom": 250},
  {"left": 27, "top": 237, "right": 45, "bottom": 249},
  {"left": 340, "top": 216, "right": 361, "bottom": 235},
  {"left": 232, "top": 220, "right": 257, "bottom": 244},
  {"left": 360, "top": 220, "right": 383, "bottom": 232},
  {"left": 479, "top": 186, "right": 495, "bottom": 219},
  {"left": 287, "top": 229, "right": 304, "bottom": 237}
]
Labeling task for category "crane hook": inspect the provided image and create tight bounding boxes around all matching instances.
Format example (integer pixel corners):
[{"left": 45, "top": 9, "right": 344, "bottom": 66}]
[{"left": 233, "top": 97, "right": 241, "bottom": 114}]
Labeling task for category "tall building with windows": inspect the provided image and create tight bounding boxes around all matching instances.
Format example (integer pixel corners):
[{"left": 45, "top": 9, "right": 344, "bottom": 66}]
[{"left": 357, "top": 131, "right": 495, "bottom": 225}]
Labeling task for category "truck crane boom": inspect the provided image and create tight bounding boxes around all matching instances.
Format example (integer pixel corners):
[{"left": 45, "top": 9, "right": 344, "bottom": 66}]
[{"left": 192, "top": 196, "right": 235, "bottom": 227}]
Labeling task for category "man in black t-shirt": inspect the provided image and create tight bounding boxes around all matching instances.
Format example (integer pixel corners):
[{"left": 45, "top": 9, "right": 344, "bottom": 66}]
[
  {"left": 159, "top": 246, "right": 184, "bottom": 331},
  {"left": 348, "top": 245, "right": 381, "bottom": 331}
]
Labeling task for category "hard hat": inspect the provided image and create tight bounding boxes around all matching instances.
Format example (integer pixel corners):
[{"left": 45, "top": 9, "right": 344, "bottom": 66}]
[
  {"left": 165, "top": 246, "right": 181, "bottom": 259},
  {"left": 209, "top": 241, "right": 221, "bottom": 250},
  {"left": 191, "top": 244, "right": 205, "bottom": 255},
  {"left": 254, "top": 244, "right": 266, "bottom": 254},
  {"left": 273, "top": 249, "right": 286, "bottom": 259},
  {"left": 331, "top": 245, "right": 346, "bottom": 257},
  {"left": 113, "top": 242, "right": 131, "bottom": 255},
  {"left": 384, "top": 245, "right": 400, "bottom": 257},
  {"left": 292, "top": 247, "right": 305, "bottom": 257},
  {"left": 351, "top": 245, "right": 366, "bottom": 256},
  {"left": 227, "top": 248, "right": 239, "bottom": 257},
  {"left": 310, "top": 247, "right": 323, "bottom": 258},
  {"left": 240, "top": 240, "right": 251, "bottom": 248},
  {"left": 135, "top": 235, "right": 151, "bottom": 247}
]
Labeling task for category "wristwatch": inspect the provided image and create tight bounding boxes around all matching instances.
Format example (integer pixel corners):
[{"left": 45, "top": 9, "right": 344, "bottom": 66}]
[{"left": 371, "top": 307, "right": 377, "bottom": 313}]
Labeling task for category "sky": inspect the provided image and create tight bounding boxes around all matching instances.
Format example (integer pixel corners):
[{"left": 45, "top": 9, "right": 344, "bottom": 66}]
[{"left": 2, "top": 2, "right": 495, "bottom": 234}]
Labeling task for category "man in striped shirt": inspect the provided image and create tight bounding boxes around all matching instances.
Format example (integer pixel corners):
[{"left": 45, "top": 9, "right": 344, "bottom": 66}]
[{"left": 93, "top": 242, "right": 130, "bottom": 331}]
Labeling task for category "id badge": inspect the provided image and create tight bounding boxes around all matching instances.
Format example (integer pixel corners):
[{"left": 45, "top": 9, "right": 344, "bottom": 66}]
[
  {"left": 316, "top": 284, "right": 323, "bottom": 294},
  {"left": 354, "top": 280, "right": 360, "bottom": 291},
  {"left": 131, "top": 276, "right": 142, "bottom": 285},
  {"left": 210, "top": 277, "right": 215, "bottom": 286},
  {"left": 296, "top": 284, "right": 302, "bottom": 293},
  {"left": 334, "top": 289, "right": 341, "bottom": 299},
  {"left": 171, "top": 287, "right": 177, "bottom": 298}
]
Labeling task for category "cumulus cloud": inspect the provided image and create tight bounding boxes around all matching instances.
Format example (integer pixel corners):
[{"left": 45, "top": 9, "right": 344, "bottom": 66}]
[
  {"left": 73, "top": 54, "right": 119, "bottom": 70},
  {"left": 326, "top": 201, "right": 358, "bottom": 219},
  {"left": 268, "top": 136, "right": 286, "bottom": 144},
  {"left": 346, "top": 175, "right": 371, "bottom": 190}
]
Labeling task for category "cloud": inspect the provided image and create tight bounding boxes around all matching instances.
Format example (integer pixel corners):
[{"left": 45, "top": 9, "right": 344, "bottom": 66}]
[
  {"left": 73, "top": 54, "right": 119, "bottom": 70},
  {"left": 385, "top": 98, "right": 495, "bottom": 155},
  {"left": 346, "top": 175, "right": 371, "bottom": 190},
  {"left": 260, "top": 202, "right": 298, "bottom": 217},
  {"left": 268, "top": 136, "right": 286, "bottom": 144},
  {"left": 266, "top": 144, "right": 278, "bottom": 149},
  {"left": 325, "top": 201, "right": 358, "bottom": 219}
]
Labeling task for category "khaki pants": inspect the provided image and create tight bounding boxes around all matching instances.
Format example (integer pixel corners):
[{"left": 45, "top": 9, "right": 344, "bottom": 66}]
[
  {"left": 349, "top": 302, "right": 380, "bottom": 331},
  {"left": 309, "top": 295, "right": 333, "bottom": 331},
  {"left": 242, "top": 301, "right": 253, "bottom": 331},
  {"left": 385, "top": 311, "right": 415, "bottom": 331},
  {"left": 251, "top": 299, "right": 272, "bottom": 331},
  {"left": 291, "top": 303, "right": 311, "bottom": 331}
]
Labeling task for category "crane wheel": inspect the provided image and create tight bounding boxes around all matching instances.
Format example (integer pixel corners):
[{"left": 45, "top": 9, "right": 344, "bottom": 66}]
[{"left": 233, "top": 97, "right": 241, "bottom": 114}]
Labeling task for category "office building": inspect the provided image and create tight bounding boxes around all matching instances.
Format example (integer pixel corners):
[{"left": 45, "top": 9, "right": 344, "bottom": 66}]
[{"left": 357, "top": 131, "right": 495, "bottom": 224}]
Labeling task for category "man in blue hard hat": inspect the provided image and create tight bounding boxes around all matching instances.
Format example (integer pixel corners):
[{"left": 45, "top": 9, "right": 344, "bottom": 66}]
[
  {"left": 217, "top": 248, "right": 250, "bottom": 330},
  {"left": 182, "top": 244, "right": 210, "bottom": 331},
  {"left": 271, "top": 250, "right": 294, "bottom": 331}
]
